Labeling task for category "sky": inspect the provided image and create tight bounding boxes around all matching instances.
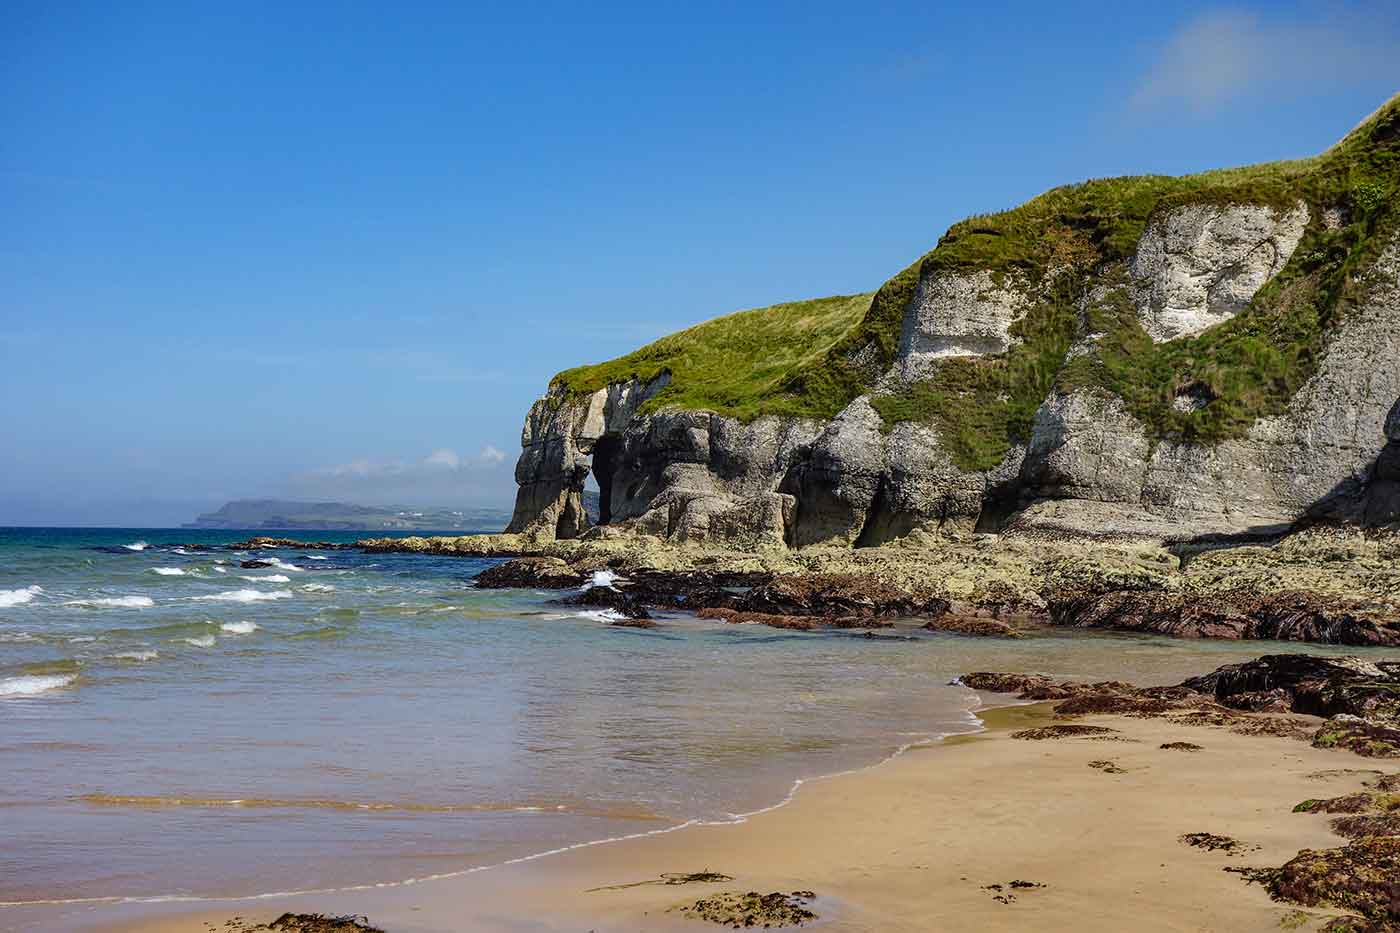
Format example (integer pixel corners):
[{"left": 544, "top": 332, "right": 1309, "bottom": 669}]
[{"left": 2, "top": 1, "right": 1398, "bottom": 525}]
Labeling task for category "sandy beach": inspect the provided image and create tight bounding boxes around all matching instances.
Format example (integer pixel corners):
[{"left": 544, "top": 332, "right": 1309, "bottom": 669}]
[{"left": 51, "top": 699, "right": 1387, "bottom": 933}]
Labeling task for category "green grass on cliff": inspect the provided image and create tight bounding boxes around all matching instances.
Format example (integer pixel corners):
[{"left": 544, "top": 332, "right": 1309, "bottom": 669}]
[
  {"left": 549, "top": 94, "right": 1400, "bottom": 469},
  {"left": 549, "top": 293, "right": 873, "bottom": 420}
]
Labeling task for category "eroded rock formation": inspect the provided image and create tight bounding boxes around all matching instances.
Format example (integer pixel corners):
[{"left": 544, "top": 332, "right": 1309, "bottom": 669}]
[{"left": 505, "top": 100, "right": 1400, "bottom": 549}]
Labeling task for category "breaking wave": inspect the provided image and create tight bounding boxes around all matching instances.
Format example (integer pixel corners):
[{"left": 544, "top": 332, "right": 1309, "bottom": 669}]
[
  {"left": 0, "top": 673, "right": 78, "bottom": 697},
  {"left": 581, "top": 570, "right": 623, "bottom": 591},
  {"left": 184, "top": 634, "right": 216, "bottom": 648},
  {"left": 112, "top": 650, "right": 159, "bottom": 662},
  {"left": 577, "top": 608, "right": 628, "bottom": 623},
  {"left": 193, "top": 589, "right": 293, "bottom": 604},
  {"left": 219, "top": 621, "right": 258, "bottom": 635},
  {"left": 239, "top": 574, "right": 291, "bottom": 583},
  {"left": 65, "top": 596, "right": 155, "bottom": 609},
  {"left": 0, "top": 585, "right": 42, "bottom": 607},
  {"left": 151, "top": 568, "right": 185, "bottom": 576},
  {"left": 123, "top": 541, "right": 149, "bottom": 551}
]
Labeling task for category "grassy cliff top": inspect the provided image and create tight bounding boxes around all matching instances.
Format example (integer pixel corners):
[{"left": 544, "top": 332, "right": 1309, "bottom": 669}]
[
  {"left": 550, "top": 293, "right": 873, "bottom": 420},
  {"left": 549, "top": 94, "right": 1400, "bottom": 458}
]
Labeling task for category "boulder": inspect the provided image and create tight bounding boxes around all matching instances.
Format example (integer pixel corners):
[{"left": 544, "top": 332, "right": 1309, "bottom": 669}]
[
  {"left": 473, "top": 557, "right": 586, "bottom": 589},
  {"left": 1182, "top": 655, "right": 1400, "bottom": 721}
]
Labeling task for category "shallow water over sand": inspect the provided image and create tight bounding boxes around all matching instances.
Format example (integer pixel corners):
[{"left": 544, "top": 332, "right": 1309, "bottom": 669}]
[{"left": 0, "top": 527, "right": 1390, "bottom": 917}]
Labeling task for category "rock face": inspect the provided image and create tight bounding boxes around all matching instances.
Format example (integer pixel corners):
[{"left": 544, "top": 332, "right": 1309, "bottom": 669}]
[
  {"left": 1365, "top": 398, "right": 1400, "bottom": 526},
  {"left": 506, "top": 375, "right": 669, "bottom": 539},
  {"left": 1129, "top": 201, "right": 1310, "bottom": 342},
  {"left": 1015, "top": 234, "right": 1400, "bottom": 539},
  {"left": 506, "top": 203, "right": 1399, "bottom": 547},
  {"left": 896, "top": 269, "right": 1030, "bottom": 379}
]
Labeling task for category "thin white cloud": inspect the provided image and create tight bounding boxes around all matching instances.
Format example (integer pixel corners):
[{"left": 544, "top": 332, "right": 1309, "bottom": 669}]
[
  {"left": 424, "top": 448, "right": 461, "bottom": 470},
  {"left": 479, "top": 444, "right": 507, "bottom": 464},
  {"left": 1132, "top": 6, "right": 1400, "bottom": 112},
  {"left": 325, "top": 459, "right": 381, "bottom": 478}
]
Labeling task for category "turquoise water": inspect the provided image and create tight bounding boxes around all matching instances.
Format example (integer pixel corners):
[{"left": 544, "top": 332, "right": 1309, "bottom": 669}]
[{"left": 2, "top": 527, "right": 1394, "bottom": 921}]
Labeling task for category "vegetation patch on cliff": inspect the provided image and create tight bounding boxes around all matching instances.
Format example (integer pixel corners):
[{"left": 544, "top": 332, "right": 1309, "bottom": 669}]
[{"left": 548, "top": 293, "right": 872, "bottom": 420}]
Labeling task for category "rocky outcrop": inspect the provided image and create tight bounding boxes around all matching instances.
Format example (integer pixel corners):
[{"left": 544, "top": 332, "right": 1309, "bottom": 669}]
[
  {"left": 510, "top": 223, "right": 1398, "bottom": 547},
  {"left": 1130, "top": 201, "right": 1310, "bottom": 342},
  {"left": 507, "top": 375, "right": 670, "bottom": 540},
  {"left": 1181, "top": 654, "right": 1400, "bottom": 719},
  {"left": 474, "top": 556, "right": 586, "bottom": 589},
  {"left": 506, "top": 92, "right": 1399, "bottom": 552}
]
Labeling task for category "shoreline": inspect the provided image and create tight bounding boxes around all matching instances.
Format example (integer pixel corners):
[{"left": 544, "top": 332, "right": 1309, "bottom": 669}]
[
  {"left": 3, "top": 694, "right": 992, "bottom": 921},
  {"left": 39, "top": 692, "right": 1399, "bottom": 932}
]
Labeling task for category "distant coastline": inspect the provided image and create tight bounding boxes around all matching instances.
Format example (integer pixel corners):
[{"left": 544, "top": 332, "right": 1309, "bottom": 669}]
[{"left": 183, "top": 498, "right": 512, "bottom": 532}]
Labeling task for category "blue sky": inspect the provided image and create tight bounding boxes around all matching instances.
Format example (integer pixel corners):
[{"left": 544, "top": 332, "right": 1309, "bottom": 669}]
[{"left": 3, "top": 1, "right": 1398, "bottom": 525}]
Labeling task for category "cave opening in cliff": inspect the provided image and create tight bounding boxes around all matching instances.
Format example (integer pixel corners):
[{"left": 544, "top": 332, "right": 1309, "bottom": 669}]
[{"left": 592, "top": 434, "right": 622, "bottom": 524}]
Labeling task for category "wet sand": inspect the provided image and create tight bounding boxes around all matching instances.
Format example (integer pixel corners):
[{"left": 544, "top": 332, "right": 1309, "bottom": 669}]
[{"left": 62, "top": 700, "right": 1395, "bottom": 933}]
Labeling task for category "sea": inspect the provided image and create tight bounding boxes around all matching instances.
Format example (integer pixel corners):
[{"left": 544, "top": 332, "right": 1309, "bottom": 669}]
[{"left": 1, "top": 526, "right": 1391, "bottom": 925}]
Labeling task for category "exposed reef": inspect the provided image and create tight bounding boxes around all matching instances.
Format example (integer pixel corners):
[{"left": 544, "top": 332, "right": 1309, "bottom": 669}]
[{"left": 340, "top": 524, "right": 1400, "bottom": 645}]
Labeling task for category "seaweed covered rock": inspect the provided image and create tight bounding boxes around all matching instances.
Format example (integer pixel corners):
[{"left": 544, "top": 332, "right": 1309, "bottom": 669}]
[
  {"left": 1262, "top": 838, "right": 1400, "bottom": 929},
  {"left": 959, "top": 671, "right": 1201, "bottom": 713},
  {"left": 1183, "top": 655, "right": 1400, "bottom": 721},
  {"left": 1049, "top": 591, "right": 1400, "bottom": 646},
  {"left": 959, "top": 672, "right": 1076, "bottom": 699},
  {"left": 734, "top": 573, "right": 949, "bottom": 619},
  {"left": 695, "top": 607, "right": 894, "bottom": 631},
  {"left": 474, "top": 557, "right": 586, "bottom": 589},
  {"left": 1312, "top": 717, "right": 1400, "bottom": 759},
  {"left": 677, "top": 890, "right": 817, "bottom": 927},
  {"left": 922, "top": 615, "right": 1022, "bottom": 638}
]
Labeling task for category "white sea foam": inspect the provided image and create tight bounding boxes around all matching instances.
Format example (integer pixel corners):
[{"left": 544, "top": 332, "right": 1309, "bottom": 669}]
[
  {"left": 0, "top": 585, "right": 42, "bottom": 607},
  {"left": 581, "top": 570, "right": 623, "bottom": 591},
  {"left": 239, "top": 574, "right": 290, "bottom": 583},
  {"left": 267, "top": 558, "right": 304, "bottom": 573},
  {"left": 219, "top": 621, "right": 258, "bottom": 635},
  {"left": 213, "top": 566, "right": 228, "bottom": 574},
  {"left": 184, "top": 634, "right": 216, "bottom": 648},
  {"left": 152, "top": 568, "right": 186, "bottom": 576},
  {"left": 306, "top": 555, "right": 328, "bottom": 561},
  {"left": 123, "top": 541, "right": 149, "bottom": 551},
  {"left": 65, "top": 596, "right": 155, "bottom": 609},
  {"left": 193, "top": 589, "right": 293, "bottom": 604},
  {"left": 112, "top": 650, "right": 158, "bottom": 661},
  {"left": 577, "top": 608, "right": 628, "bottom": 623},
  {"left": 0, "top": 673, "right": 77, "bottom": 697},
  {"left": 301, "top": 583, "right": 335, "bottom": 593}
]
